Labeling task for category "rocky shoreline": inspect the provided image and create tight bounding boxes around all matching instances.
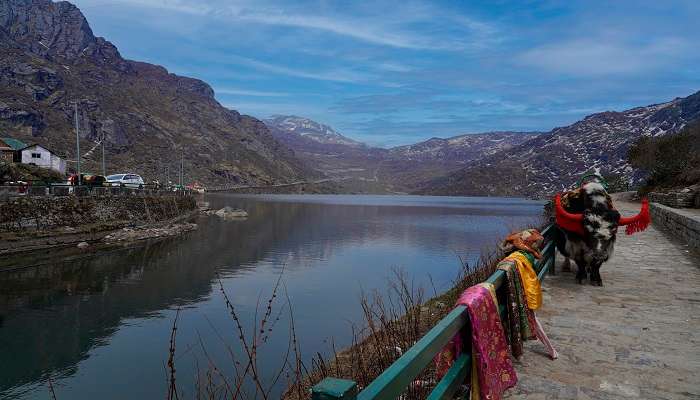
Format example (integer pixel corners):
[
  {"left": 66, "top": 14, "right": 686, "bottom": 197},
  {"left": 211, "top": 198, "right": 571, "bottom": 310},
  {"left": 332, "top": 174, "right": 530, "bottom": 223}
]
[
  {"left": 0, "top": 193, "right": 199, "bottom": 257},
  {"left": 0, "top": 200, "right": 252, "bottom": 260},
  {"left": 0, "top": 211, "right": 200, "bottom": 257},
  {"left": 201, "top": 205, "right": 249, "bottom": 219},
  {"left": 102, "top": 222, "right": 198, "bottom": 244}
]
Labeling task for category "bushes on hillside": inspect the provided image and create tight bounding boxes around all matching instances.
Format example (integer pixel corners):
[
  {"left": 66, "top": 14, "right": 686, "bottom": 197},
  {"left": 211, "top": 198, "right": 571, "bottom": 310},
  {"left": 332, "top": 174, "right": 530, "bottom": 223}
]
[
  {"left": 628, "top": 121, "right": 700, "bottom": 193},
  {"left": 0, "top": 162, "right": 65, "bottom": 185}
]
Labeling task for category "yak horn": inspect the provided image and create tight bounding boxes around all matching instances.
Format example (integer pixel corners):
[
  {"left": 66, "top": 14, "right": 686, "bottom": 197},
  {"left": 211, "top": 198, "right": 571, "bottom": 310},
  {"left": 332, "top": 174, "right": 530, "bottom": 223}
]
[
  {"left": 618, "top": 198, "right": 651, "bottom": 235},
  {"left": 554, "top": 193, "right": 585, "bottom": 235},
  {"left": 554, "top": 194, "right": 583, "bottom": 221}
]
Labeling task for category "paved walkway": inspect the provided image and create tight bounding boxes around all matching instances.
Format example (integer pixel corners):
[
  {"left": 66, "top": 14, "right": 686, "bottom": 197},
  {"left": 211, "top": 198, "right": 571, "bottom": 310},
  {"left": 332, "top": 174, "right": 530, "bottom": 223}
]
[{"left": 506, "top": 201, "right": 700, "bottom": 399}]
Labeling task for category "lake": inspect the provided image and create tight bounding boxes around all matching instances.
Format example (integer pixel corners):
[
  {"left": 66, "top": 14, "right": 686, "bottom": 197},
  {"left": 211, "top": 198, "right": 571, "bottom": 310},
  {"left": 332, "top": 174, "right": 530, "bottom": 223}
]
[{"left": 0, "top": 194, "right": 544, "bottom": 399}]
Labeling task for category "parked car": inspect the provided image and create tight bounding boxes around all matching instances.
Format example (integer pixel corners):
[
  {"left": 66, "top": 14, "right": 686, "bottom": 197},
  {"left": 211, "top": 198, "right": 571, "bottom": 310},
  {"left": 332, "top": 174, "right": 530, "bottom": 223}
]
[{"left": 106, "top": 173, "right": 145, "bottom": 188}]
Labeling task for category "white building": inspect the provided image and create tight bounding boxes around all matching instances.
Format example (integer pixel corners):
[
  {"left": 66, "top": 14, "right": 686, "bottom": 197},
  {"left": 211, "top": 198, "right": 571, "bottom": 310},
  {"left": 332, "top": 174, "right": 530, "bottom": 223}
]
[{"left": 20, "top": 144, "right": 66, "bottom": 174}]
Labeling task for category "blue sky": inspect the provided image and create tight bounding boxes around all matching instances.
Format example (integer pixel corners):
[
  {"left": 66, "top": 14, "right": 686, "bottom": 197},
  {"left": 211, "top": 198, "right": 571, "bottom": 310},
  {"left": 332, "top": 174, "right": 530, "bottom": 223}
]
[{"left": 73, "top": 0, "right": 700, "bottom": 147}]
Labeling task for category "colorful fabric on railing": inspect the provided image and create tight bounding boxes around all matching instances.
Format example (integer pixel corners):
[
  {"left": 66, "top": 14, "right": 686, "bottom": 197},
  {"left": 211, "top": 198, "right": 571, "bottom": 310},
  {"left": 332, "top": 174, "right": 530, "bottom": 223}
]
[
  {"left": 500, "top": 229, "right": 544, "bottom": 259},
  {"left": 509, "top": 251, "right": 542, "bottom": 311},
  {"left": 497, "top": 258, "right": 535, "bottom": 359},
  {"left": 500, "top": 250, "right": 558, "bottom": 360},
  {"left": 435, "top": 283, "right": 517, "bottom": 400}
]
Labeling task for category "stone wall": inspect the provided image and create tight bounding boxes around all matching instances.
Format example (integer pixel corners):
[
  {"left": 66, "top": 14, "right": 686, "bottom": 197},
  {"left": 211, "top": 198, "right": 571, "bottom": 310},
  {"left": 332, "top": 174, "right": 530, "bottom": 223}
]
[
  {"left": 648, "top": 191, "right": 697, "bottom": 209},
  {"left": 0, "top": 193, "right": 196, "bottom": 232},
  {"left": 650, "top": 202, "right": 700, "bottom": 249}
]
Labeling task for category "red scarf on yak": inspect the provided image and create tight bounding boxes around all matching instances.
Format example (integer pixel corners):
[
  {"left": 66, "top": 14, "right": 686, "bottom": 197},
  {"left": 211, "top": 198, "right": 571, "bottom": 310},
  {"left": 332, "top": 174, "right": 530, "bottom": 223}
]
[{"left": 554, "top": 193, "right": 651, "bottom": 236}]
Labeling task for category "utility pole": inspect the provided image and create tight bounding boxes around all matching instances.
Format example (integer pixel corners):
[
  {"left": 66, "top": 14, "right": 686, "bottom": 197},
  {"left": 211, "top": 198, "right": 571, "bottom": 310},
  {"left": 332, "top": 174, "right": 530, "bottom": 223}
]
[
  {"left": 74, "top": 102, "right": 81, "bottom": 185},
  {"left": 180, "top": 150, "right": 184, "bottom": 188},
  {"left": 101, "top": 131, "right": 106, "bottom": 176}
]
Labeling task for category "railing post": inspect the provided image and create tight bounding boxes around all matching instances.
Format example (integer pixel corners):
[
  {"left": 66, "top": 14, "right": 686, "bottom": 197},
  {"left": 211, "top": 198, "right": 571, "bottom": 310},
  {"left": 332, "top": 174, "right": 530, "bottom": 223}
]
[
  {"left": 549, "top": 226, "right": 557, "bottom": 275},
  {"left": 312, "top": 377, "right": 358, "bottom": 400},
  {"left": 550, "top": 241, "right": 556, "bottom": 275}
]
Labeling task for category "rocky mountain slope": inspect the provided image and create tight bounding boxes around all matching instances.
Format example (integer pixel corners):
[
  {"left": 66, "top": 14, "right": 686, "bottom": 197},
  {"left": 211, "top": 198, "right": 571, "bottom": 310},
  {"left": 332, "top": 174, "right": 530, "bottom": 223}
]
[
  {"left": 419, "top": 90, "right": 700, "bottom": 197},
  {"left": 0, "top": 0, "right": 311, "bottom": 186}
]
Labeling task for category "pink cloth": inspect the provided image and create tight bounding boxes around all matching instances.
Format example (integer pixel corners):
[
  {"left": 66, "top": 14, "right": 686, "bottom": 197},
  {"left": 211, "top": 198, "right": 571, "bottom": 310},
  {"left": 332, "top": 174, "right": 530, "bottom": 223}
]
[{"left": 436, "top": 284, "right": 517, "bottom": 399}]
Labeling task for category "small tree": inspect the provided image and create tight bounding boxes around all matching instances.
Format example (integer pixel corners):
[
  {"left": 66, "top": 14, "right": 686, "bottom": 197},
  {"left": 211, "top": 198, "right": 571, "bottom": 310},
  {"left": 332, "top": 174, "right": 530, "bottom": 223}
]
[{"left": 628, "top": 121, "right": 700, "bottom": 193}]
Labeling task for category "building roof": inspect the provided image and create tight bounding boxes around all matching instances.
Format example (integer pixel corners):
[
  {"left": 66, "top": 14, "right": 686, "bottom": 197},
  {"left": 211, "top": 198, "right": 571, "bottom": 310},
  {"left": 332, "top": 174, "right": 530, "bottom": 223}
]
[
  {"left": 19, "top": 143, "right": 65, "bottom": 158},
  {"left": 0, "top": 137, "right": 28, "bottom": 151}
]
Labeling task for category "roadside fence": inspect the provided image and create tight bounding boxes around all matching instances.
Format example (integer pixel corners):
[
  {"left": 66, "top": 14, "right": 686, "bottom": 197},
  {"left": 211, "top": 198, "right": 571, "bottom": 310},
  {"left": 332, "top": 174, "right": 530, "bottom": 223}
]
[{"left": 0, "top": 182, "right": 193, "bottom": 201}]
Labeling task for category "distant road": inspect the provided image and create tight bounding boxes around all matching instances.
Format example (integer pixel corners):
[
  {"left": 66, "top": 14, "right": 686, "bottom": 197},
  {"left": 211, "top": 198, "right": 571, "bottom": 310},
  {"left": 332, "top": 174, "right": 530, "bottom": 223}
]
[{"left": 207, "top": 177, "right": 350, "bottom": 192}]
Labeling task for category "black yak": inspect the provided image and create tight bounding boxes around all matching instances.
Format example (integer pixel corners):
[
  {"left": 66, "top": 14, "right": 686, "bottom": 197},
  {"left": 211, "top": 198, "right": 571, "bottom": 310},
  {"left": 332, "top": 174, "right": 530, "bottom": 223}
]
[{"left": 554, "top": 177, "right": 650, "bottom": 286}]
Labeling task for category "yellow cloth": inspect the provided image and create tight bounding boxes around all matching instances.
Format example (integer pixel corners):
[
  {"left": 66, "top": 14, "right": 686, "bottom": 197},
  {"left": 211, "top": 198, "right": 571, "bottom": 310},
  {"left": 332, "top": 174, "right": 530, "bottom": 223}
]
[{"left": 506, "top": 251, "right": 542, "bottom": 310}]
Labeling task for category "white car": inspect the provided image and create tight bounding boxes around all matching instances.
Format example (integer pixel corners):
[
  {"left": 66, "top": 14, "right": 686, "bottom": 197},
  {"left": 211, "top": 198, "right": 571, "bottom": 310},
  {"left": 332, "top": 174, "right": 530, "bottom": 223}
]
[{"left": 106, "top": 173, "right": 145, "bottom": 188}]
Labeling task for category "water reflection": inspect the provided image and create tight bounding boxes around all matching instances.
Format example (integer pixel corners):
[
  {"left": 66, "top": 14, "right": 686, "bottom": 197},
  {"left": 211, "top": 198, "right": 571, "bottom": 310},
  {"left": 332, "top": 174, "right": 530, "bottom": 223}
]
[{"left": 0, "top": 195, "right": 543, "bottom": 399}]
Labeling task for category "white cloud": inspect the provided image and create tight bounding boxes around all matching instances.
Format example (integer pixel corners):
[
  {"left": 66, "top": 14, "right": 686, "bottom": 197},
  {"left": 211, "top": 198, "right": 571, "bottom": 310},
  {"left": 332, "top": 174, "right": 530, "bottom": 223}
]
[
  {"left": 228, "top": 55, "right": 373, "bottom": 83},
  {"left": 88, "top": 0, "right": 214, "bottom": 15},
  {"left": 517, "top": 37, "right": 690, "bottom": 76},
  {"left": 232, "top": 12, "right": 433, "bottom": 50},
  {"left": 376, "top": 62, "right": 413, "bottom": 73},
  {"left": 215, "top": 87, "right": 290, "bottom": 97},
  {"left": 80, "top": 0, "right": 496, "bottom": 50}
]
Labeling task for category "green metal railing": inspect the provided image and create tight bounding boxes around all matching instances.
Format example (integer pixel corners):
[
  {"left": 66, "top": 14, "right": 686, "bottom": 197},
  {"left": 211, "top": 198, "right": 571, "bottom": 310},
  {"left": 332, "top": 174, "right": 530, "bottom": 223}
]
[{"left": 312, "top": 225, "right": 557, "bottom": 400}]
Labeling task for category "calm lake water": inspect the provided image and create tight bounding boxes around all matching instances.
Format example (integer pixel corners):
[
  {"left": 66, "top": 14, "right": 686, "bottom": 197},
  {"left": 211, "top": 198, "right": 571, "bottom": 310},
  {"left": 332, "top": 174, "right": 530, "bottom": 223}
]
[{"left": 0, "top": 194, "right": 544, "bottom": 399}]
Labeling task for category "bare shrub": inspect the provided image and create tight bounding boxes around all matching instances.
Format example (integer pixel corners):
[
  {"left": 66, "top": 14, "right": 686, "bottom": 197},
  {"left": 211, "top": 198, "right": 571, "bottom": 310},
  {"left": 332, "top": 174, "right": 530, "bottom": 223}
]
[{"left": 165, "top": 269, "right": 306, "bottom": 400}]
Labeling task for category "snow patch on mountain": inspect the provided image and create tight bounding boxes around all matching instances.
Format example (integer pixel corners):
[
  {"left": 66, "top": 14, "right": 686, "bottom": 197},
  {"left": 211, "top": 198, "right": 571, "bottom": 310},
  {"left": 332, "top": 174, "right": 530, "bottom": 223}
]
[
  {"left": 389, "top": 131, "right": 542, "bottom": 163},
  {"left": 264, "top": 115, "right": 364, "bottom": 147}
]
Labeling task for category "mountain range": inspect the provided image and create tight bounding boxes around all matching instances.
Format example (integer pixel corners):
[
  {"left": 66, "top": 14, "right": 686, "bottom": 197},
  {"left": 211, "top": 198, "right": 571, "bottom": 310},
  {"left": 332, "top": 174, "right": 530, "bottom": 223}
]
[
  {"left": 266, "top": 91, "right": 700, "bottom": 196},
  {"left": 265, "top": 116, "right": 539, "bottom": 193},
  {"left": 2, "top": 0, "right": 698, "bottom": 197}
]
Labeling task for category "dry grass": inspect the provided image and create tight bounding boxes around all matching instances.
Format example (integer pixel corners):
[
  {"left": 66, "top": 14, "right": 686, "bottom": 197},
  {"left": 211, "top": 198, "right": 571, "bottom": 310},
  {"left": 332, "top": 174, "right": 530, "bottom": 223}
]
[{"left": 165, "top": 269, "right": 307, "bottom": 400}]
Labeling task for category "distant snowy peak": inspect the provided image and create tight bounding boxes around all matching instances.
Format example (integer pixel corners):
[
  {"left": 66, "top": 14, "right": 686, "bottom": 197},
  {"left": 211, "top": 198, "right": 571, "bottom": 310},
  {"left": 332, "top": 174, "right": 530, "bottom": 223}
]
[
  {"left": 389, "top": 131, "right": 542, "bottom": 163},
  {"left": 264, "top": 115, "right": 365, "bottom": 147}
]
